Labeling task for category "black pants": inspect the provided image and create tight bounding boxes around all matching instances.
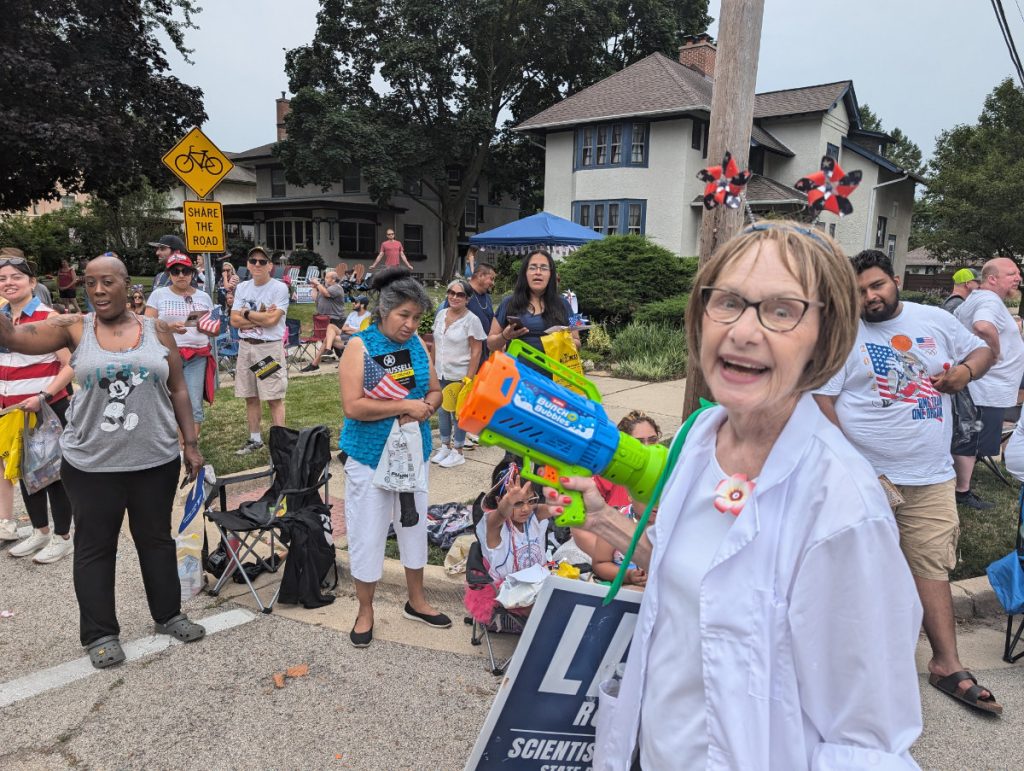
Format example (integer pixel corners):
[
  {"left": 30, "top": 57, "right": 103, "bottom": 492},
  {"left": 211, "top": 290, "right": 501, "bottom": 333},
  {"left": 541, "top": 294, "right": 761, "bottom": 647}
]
[
  {"left": 21, "top": 398, "right": 72, "bottom": 535},
  {"left": 62, "top": 457, "right": 181, "bottom": 646}
]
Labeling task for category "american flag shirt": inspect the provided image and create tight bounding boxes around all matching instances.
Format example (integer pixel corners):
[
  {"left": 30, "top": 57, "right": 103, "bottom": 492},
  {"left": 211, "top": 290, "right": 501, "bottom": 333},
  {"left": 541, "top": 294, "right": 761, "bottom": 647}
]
[{"left": 817, "top": 301, "right": 987, "bottom": 485}]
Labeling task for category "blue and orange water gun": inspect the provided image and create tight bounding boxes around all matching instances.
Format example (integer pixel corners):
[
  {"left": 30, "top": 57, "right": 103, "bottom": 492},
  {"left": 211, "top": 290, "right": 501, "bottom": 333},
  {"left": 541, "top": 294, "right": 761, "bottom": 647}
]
[{"left": 457, "top": 340, "right": 668, "bottom": 528}]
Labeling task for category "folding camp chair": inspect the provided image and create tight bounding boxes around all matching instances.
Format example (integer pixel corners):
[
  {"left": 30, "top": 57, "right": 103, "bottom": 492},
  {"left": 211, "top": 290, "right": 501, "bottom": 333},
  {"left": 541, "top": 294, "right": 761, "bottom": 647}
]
[
  {"left": 205, "top": 425, "right": 332, "bottom": 614},
  {"left": 216, "top": 325, "right": 241, "bottom": 375},
  {"left": 284, "top": 318, "right": 304, "bottom": 370},
  {"left": 978, "top": 411, "right": 1018, "bottom": 487},
  {"left": 286, "top": 266, "right": 300, "bottom": 284},
  {"left": 297, "top": 314, "right": 331, "bottom": 361},
  {"left": 304, "top": 266, "right": 320, "bottom": 284}
]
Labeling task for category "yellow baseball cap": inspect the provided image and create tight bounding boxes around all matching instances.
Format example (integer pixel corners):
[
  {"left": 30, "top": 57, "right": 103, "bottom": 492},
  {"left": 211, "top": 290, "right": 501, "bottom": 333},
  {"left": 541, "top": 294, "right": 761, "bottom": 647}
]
[{"left": 952, "top": 268, "right": 980, "bottom": 284}]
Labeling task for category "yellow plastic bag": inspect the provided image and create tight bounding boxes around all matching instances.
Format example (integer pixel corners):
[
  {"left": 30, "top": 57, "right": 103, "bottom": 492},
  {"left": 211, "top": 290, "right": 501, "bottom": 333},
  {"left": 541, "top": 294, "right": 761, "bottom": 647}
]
[
  {"left": 541, "top": 329, "right": 584, "bottom": 393},
  {"left": 441, "top": 381, "right": 463, "bottom": 412}
]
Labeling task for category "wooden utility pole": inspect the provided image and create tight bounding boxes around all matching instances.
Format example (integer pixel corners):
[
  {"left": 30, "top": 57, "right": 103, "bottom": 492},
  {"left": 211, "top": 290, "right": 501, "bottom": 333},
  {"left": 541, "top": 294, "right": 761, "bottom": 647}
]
[{"left": 681, "top": 0, "right": 766, "bottom": 418}]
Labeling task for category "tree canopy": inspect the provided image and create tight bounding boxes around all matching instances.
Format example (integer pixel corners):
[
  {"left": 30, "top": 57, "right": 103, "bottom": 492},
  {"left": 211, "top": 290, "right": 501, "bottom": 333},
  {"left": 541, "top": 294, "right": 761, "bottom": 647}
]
[
  {"left": 917, "top": 78, "right": 1024, "bottom": 262},
  {"left": 279, "top": 0, "right": 710, "bottom": 277},
  {"left": 857, "top": 104, "right": 924, "bottom": 176},
  {"left": 0, "top": 0, "right": 206, "bottom": 211}
]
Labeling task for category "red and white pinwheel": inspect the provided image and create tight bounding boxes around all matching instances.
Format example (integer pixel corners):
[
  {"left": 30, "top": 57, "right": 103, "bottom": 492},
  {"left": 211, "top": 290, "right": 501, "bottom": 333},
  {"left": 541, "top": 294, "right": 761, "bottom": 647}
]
[
  {"left": 697, "top": 151, "right": 752, "bottom": 210},
  {"left": 794, "top": 156, "right": 862, "bottom": 217}
]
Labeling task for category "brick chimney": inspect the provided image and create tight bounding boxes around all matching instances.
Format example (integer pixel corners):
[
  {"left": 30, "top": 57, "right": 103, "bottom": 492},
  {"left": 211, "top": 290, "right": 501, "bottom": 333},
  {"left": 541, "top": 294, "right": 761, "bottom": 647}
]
[
  {"left": 276, "top": 92, "right": 291, "bottom": 140},
  {"left": 678, "top": 33, "right": 716, "bottom": 78}
]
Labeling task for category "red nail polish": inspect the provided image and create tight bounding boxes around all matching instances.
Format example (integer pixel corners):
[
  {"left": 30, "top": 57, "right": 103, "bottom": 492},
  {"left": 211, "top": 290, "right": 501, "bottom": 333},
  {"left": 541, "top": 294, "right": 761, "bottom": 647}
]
[
  {"left": 562, "top": 496, "right": 571, "bottom": 504},
  {"left": 559, "top": 476, "right": 569, "bottom": 483},
  {"left": 547, "top": 490, "right": 556, "bottom": 498},
  {"left": 556, "top": 507, "right": 564, "bottom": 514}
]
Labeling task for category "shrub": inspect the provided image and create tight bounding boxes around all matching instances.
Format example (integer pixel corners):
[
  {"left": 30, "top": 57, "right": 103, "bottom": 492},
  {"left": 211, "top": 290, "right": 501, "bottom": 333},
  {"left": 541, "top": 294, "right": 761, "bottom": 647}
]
[
  {"left": 418, "top": 304, "right": 436, "bottom": 336},
  {"left": 634, "top": 293, "right": 689, "bottom": 327},
  {"left": 289, "top": 248, "right": 327, "bottom": 271},
  {"left": 557, "top": 235, "right": 696, "bottom": 325},
  {"left": 584, "top": 322, "right": 612, "bottom": 355},
  {"left": 611, "top": 321, "right": 687, "bottom": 381},
  {"left": 900, "top": 289, "right": 944, "bottom": 306}
]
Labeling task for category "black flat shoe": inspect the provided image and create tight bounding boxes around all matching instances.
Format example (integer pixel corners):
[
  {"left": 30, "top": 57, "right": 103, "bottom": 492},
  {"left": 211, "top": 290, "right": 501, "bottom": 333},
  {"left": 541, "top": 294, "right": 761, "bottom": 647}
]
[
  {"left": 403, "top": 601, "right": 452, "bottom": 629},
  {"left": 350, "top": 624, "right": 373, "bottom": 648}
]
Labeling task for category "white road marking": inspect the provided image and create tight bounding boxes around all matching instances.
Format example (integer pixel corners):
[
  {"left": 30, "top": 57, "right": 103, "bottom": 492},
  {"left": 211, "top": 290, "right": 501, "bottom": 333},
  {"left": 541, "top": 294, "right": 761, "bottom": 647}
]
[{"left": 0, "top": 608, "right": 255, "bottom": 708}]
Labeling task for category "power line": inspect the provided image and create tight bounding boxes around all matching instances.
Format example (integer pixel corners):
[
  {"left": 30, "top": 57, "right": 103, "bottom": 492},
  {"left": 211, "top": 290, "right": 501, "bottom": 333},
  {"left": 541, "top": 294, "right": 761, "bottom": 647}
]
[{"left": 991, "top": 0, "right": 1024, "bottom": 84}]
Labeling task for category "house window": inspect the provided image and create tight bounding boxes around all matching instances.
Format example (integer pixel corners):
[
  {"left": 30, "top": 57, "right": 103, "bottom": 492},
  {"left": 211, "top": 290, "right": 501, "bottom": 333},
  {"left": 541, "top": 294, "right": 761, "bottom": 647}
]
[
  {"left": 487, "top": 185, "right": 502, "bottom": 206},
  {"left": 581, "top": 128, "right": 594, "bottom": 167},
  {"left": 339, "top": 220, "right": 375, "bottom": 254},
  {"left": 464, "top": 195, "right": 478, "bottom": 229},
  {"left": 826, "top": 142, "right": 840, "bottom": 161},
  {"left": 892, "top": 201, "right": 900, "bottom": 220},
  {"left": 631, "top": 123, "right": 647, "bottom": 164},
  {"left": 575, "top": 122, "right": 648, "bottom": 169},
  {"left": 887, "top": 234, "right": 897, "bottom": 260},
  {"left": 270, "top": 168, "right": 286, "bottom": 198},
  {"left": 447, "top": 167, "right": 462, "bottom": 187},
  {"left": 343, "top": 165, "right": 361, "bottom": 194},
  {"left": 573, "top": 199, "right": 646, "bottom": 235},
  {"left": 691, "top": 119, "right": 703, "bottom": 150},
  {"left": 266, "top": 219, "right": 314, "bottom": 252},
  {"left": 875, "top": 216, "right": 888, "bottom": 248},
  {"left": 403, "top": 177, "right": 422, "bottom": 197},
  {"left": 404, "top": 224, "right": 424, "bottom": 255},
  {"left": 610, "top": 125, "right": 622, "bottom": 164},
  {"left": 829, "top": 223, "right": 837, "bottom": 237},
  {"left": 748, "top": 146, "right": 765, "bottom": 175},
  {"left": 596, "top": 126, "right": 608, "bottom": 165},
  {"left": 61, "top": 194, "right": 76, "bottom": 209}
]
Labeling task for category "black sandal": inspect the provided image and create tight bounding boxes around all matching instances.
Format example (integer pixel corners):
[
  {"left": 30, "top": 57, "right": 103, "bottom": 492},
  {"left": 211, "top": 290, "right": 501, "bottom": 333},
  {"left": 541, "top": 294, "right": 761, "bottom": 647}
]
[
  {"left": 87, "top": 635, "right": 125, "bottom": 669},
  {"left": 929, "top": 670, "right": 1003, "bottom": 715}
]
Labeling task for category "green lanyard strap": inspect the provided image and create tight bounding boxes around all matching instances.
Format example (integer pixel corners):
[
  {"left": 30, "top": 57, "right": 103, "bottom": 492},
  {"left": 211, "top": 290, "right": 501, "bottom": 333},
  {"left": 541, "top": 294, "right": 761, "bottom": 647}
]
[{"left": 603, "top": 399, "right": 715, "bottom": 605}]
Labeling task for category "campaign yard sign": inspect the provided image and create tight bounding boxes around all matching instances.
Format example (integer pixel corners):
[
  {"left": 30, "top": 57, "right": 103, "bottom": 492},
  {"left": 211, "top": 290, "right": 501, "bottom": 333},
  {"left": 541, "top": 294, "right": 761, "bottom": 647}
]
[{"left": 466, "top": 577, "right": 642, "bottom": 771}]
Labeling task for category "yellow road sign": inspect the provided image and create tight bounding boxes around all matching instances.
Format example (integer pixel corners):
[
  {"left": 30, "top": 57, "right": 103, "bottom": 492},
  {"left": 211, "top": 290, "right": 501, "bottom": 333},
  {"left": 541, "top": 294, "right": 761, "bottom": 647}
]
[
  {"left": 162, "top": 127, "right": 234, "bottom": 198},
  {"left": 183, "top": 200, "right": 226, "bottom": 252}
]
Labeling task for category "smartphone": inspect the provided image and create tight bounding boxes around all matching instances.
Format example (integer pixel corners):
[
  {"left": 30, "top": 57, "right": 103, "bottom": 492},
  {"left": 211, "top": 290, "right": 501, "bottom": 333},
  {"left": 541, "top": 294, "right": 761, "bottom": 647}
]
[{"left": 506, "top": 315, "right": 523, "bottom": 329}]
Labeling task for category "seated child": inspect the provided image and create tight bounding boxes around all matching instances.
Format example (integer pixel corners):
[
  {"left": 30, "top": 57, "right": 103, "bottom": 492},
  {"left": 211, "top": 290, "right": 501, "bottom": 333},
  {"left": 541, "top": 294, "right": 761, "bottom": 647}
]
[{"left": 590, "top": 498, "right": 656, "bottom": 589}]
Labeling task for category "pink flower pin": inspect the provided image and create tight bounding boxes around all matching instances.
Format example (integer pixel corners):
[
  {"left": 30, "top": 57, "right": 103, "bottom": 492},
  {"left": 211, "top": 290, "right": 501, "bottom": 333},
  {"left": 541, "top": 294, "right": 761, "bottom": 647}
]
[{"left": 714, "top": 473, "right": 755, "bottom": 516}]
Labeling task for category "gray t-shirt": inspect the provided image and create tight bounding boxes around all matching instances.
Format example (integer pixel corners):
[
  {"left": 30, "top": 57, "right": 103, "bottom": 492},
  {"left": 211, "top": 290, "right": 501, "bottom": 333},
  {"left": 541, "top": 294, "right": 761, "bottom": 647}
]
[
  {"left": 315, "top": 282, "right": 347, "bottom": 318},
  {"left": 62, "top": 315, "right": 180, "bottom": 472}
]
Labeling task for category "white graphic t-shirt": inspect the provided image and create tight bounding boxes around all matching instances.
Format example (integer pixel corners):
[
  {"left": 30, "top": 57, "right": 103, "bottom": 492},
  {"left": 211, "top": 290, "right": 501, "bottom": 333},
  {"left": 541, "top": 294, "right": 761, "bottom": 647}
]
[
  {"left": 146, "top": 287, "right": 215, "bottom": 349},
  {"left": 954, "top": 289, "right": 1024, "bottom": 408},
  {"left": 231, "top": 278, "right": 290, "bottom": 342},
  {"left": 818, "top": 301, "right": 986, "bottom": 485}
]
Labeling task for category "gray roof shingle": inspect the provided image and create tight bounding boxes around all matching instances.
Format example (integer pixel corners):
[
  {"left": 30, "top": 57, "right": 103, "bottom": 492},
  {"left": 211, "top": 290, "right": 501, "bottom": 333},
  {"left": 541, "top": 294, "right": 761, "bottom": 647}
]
[
  {"left": 690, "top": 174, "right": 803, "bottom": 206},
  {"left": 753, "top": 81, "right": 851, "bottom": 119}
]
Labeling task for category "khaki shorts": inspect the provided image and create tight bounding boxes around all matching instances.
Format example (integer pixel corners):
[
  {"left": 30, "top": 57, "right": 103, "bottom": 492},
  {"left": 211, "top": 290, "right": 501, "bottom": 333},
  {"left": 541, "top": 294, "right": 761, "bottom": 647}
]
[
  {"left": 893, "top": 479, "right": 960, "bottom": 581},
  {"left": 234, "top": 339, "right": 288, "bottom": 401}
]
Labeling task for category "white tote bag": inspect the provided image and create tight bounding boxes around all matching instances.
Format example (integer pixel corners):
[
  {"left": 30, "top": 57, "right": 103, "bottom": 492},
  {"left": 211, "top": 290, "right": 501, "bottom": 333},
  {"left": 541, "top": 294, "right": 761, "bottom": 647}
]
[{"left": 372, "top": 419, "right": 428, "bottom": 493}]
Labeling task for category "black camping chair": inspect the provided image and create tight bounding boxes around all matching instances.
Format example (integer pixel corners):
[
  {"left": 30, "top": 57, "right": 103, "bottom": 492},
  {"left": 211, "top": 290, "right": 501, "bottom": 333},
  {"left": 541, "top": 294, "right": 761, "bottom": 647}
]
[{"left": 205, "top": 425, "right": 332, "bottom": 613}]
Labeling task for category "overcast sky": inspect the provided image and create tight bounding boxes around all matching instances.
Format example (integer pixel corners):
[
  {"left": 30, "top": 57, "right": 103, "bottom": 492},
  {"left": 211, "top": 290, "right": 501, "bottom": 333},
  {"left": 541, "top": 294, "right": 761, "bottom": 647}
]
[{"left": 164, "top": 0, "right": 1022, "bottom": 159}]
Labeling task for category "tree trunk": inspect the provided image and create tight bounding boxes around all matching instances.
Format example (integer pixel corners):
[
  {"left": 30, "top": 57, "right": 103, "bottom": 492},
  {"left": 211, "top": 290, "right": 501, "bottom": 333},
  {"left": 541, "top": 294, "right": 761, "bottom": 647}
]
[
  {"left": 681, "top": 0, "right": 765, "bottom": 418},
  {"left": 441, "top": 210, "right": 461, "bottom": 280}
]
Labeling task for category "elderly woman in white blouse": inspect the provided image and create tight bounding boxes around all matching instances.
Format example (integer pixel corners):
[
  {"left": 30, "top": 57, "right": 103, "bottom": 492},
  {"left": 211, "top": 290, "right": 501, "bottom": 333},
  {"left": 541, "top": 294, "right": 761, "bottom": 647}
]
[{"left": 555, "top": 222, "right": 923, "bottom": 770}]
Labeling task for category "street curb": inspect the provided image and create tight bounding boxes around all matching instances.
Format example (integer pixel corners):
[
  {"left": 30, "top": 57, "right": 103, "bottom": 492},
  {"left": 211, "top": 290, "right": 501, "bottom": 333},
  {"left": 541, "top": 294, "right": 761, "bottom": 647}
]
[
  {"left": 951, "top": 575, "right": 1004, "bottom": 621},
  {"left": 334, "top": 543, "right": 466, "bottom": 606}
]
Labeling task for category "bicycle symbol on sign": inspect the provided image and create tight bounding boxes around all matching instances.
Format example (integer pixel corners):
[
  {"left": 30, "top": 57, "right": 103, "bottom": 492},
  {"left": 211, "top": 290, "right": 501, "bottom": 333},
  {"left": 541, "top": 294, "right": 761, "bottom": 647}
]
[{"left": 173, "top": 146, "right": 224, "bottom": 176}]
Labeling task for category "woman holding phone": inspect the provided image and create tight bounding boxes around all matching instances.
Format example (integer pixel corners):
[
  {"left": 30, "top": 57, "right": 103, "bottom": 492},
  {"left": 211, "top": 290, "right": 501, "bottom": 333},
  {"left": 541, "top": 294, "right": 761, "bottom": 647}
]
[{"left": 487, "top": 250, "right": 579, "bottom": 356}]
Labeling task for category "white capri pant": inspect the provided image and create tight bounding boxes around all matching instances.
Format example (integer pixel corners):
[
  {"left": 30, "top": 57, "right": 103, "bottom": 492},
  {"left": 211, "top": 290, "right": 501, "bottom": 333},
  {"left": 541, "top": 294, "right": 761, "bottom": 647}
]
[{"left": 344, "top": 457, "right": 428, "bottom": 582}]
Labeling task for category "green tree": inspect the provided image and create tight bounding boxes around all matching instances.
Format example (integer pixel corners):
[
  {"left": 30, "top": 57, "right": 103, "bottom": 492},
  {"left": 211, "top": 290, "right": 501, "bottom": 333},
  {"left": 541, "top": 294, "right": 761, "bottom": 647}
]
[
  {"left": 279, "top": 0, "right": 710, "bottom": 277},
  {"left": 0, "top": 0, "right": 206, "bottom": 211},
  {"left": 857, "top": 104, "right": 924, "bottom": 176},
  {"left": 921, "top": 78, "right": 1024, "bottom": 261}
]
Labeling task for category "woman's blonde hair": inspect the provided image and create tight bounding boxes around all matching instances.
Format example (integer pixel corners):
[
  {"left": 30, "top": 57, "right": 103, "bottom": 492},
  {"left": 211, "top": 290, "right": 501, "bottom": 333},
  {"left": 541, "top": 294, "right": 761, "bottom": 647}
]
[{"left": 684, "top": 221, "right": 858, "bottom": 393}]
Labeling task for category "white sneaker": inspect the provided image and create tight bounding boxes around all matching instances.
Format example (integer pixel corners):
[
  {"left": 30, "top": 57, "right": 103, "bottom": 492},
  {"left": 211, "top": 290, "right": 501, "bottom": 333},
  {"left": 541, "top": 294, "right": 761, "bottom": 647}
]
[
  {"left": 430, "top": 446, "right": 452, "bottom": 464},
  {"left": 33, "top": 533, "right": 74, "bottom": 564},
  {"left": 0, "top": 519, "right": 18, "bottom": 542},
  {"left": 9, "top": 528, "right": 49, "bottom": 558},
  {"left": 439, "top": 451, "right": 466, "bottom": 468}
]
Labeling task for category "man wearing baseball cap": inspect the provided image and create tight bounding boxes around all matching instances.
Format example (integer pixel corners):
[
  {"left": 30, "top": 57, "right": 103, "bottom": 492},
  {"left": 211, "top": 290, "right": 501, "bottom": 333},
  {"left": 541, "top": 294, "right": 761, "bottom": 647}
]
[
  {"left": 941, "top": 268, "right": 980, "bottom": 314},
  {"left": 148, "top": 234, "right": 188, "bottom": 290}
]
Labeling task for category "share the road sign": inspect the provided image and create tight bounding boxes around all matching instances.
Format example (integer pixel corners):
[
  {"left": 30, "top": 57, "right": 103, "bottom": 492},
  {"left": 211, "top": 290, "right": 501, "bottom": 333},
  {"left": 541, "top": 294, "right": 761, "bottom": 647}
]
[
  {"left": 182, "top": 201, "right": 226, "bottom": 253},
  {"left": 162, "top": 127, "right": 234, "bottom": 198}
]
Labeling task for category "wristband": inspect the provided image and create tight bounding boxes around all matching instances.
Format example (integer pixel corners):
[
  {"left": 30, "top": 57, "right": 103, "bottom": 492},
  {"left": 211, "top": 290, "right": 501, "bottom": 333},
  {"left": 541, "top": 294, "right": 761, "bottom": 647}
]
[
  {"left": 243, "top": 309, "right": 251, "bottom": 320},
  {"left": 962, "top": 362, "right": 975, "bottom": 382}
]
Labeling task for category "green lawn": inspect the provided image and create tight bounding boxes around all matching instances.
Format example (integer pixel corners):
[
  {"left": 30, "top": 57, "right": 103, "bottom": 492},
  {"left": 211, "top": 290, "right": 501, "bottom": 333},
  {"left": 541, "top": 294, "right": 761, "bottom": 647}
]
[
  {"left": 952, "top": 465, "right": 1021, "bottom": 581},
  {"left": 200, "top": 372, "right": 342, "bottom": 474}
]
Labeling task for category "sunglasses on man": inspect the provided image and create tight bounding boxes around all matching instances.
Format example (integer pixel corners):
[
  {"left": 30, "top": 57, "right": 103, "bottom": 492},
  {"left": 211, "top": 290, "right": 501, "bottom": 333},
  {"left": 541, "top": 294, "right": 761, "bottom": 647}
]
[{"left": 248, "top": 258, "right": 270, "bottom": 266}]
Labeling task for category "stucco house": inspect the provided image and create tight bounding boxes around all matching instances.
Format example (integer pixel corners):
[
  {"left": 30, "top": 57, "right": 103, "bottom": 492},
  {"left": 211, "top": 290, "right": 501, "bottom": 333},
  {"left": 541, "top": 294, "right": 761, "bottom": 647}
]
[
  {"left": 220, "top": 95, "right": 520, "bottom": 277},
  {"left": 516, "top": 34, "right": 924, "bottom": 277}
]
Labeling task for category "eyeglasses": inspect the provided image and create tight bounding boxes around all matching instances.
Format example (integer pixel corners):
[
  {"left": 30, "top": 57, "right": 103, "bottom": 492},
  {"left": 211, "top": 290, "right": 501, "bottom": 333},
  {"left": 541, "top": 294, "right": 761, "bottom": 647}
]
[
  {"left": 446, "top": 290, "right": 466, "bottom": 298},
  {"left": 701, "top": 287, "right": 822, "bottom": 333},
  {"left": 248, "top": 258, "right": 269, "bottom": 266},
  {"left": 168, "top": 267, "right": 193, "bottom": 276},
  {"left": 635, "top": 434, "right": 662, "bottom": 446},
  {"left": 512, "top": 497, "right": 541, "bottom": 511},
  {"left": 526, "top": 264, "right": 550, "bottom": 273}
]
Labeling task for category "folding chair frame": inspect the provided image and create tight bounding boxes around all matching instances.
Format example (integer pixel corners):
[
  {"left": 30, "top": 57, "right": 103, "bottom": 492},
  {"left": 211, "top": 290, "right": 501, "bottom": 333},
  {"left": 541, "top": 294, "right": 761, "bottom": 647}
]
[
  {"left": 466, "top": 613, "right": 516, "bottom": 676},
  {"left": 1003, "top": 487, "right": 1024, "bottom": 663}
]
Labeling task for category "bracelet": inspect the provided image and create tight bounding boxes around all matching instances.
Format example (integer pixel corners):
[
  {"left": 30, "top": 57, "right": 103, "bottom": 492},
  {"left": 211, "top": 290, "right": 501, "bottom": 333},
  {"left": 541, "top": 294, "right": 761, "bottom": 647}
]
[{"left": 961, "top": 362, "right": 975, "bottom": 381}]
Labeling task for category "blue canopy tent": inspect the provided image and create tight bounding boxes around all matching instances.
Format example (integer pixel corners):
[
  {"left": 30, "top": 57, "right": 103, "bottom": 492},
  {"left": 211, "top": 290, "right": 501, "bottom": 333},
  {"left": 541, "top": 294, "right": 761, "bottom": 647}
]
[{"left": 468, "top": 211, "right": 603, "bottom": 259}]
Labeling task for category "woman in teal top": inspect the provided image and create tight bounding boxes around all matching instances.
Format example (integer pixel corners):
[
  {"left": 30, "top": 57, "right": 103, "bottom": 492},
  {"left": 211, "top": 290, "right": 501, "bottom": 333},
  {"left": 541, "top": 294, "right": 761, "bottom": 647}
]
[{"left": 339, "top": 268, "right": 445, "bottom": 648}]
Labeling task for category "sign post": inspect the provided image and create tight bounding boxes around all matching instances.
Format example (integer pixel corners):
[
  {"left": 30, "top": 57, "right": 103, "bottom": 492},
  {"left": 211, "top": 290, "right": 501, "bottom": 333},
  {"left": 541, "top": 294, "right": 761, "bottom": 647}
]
[
  {"left": 163, "top": 126, "right": 235, "bottom": 388},
  {"left": 465, "top": 577, "right": 642, "bottom": 770}
]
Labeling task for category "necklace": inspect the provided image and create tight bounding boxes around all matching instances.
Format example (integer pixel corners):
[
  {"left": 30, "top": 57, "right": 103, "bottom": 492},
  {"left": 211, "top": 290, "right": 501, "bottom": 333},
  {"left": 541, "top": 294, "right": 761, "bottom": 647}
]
[{"left": 94, "top": 313, "right": 143, "bottom": 351}]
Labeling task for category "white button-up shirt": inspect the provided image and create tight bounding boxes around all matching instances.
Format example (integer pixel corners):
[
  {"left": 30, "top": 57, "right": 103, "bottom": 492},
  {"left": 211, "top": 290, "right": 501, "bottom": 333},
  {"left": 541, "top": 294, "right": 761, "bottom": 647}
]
[{"left": 594, "top": 395, "right": 923, "bottom": 770}]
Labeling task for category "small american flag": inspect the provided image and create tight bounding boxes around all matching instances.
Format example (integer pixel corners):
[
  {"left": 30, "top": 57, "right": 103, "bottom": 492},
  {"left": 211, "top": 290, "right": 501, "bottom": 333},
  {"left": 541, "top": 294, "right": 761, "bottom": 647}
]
[
  {"left": 197, "top": 305, "right": 223, "bottom": 335},
  {"left": 364, "top": 351, "right": 409, "bottom": 400},
  {"left": 914, "top": 336, "right": 937, "bottom": 353},
  {"left": 865, "top": 342, "right": 939, "bottom": 405}
]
